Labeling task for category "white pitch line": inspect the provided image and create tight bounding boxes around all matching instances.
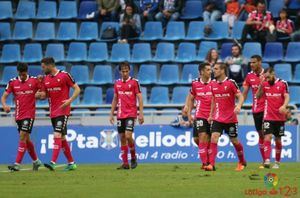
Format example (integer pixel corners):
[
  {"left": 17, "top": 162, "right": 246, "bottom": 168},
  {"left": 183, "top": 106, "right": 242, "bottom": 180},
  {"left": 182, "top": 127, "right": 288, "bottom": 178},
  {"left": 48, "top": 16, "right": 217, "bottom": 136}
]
[{"left": 0, "top": 164, "right": 66, "bottom": 173}]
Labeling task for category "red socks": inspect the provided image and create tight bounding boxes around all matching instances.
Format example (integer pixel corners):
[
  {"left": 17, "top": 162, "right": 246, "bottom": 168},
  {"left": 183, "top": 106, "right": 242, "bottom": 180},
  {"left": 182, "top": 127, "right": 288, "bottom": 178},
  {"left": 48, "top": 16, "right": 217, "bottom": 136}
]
[
  {"left": 15, "top": 141, "right": 27, "bottom": 164},
  {"left": 275, "top": 141, "right": 282, "bottom": 162},
  {"left": 62, "top": 139, "right": 74, "bottom": 163},
  {"left": 121, "top": 145, "right": 128, "bottom": 165},
  {"left": 258, "top": 137, "right": 265, "bottom": 161},
  {"left": 199, "top": 142, "right": 209, "bottom": 165},
  {"left": 233, "top": 142, "right": 246, "bottom": 164},
  {"left": 26, "top": 140, "right": 38, "bottom": 161},
  {"left": 128, "top": 143, "right": 136, "bottom": 160},
  {"left": 208, "top": 142, "right": 218, "bottom": 166},
  {"left": 51, "top": 137, "right": 62, "bottom": 163},
  {"left": 264, "top": 140, "right": 272, "bottom": 160}
]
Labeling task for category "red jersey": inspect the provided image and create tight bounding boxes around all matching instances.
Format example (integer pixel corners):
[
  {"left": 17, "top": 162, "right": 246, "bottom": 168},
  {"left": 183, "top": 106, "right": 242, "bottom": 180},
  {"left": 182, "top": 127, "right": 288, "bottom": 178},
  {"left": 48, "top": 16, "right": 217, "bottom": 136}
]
[
  {"left": 43, "top": 70, "right": 75, "bottom": 118},
  {"left": 262, "top": 79, "right": 289, "bottom": 121},
  {"left": 114, "top": 77, "right": 141, "bottom": 119},
  {"left": 211, "top": 78, "right": 240, "bottom": 123},
  {"left": 248, "top": 10, "right": 273, "bottom": 31},
  {"left": 243, "top": 70, "right": 265, "bottom": 113},
  {"left": 276, "top": 19, "right": 293, "bottom": 35},
  {"left": 5, "top": 75, "right": 41, "bottom": 120},
  {"left": 190, "top": 78, "right": 212, "bottom": 119}
]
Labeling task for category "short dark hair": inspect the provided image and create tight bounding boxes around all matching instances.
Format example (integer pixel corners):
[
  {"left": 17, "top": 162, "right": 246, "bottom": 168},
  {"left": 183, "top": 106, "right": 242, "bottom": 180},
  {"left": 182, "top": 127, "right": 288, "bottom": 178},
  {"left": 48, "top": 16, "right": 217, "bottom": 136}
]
[
  {"left": 215, "top": 62, "right": 228, "bottom": 73},
  {"left": 198, "top": 62, "right": 210, "bottom": 72},
  {"left": 119, "top": 62, "right": 130, "bottom": 71},
  {"left": 17, "top": 62, "right": 28, "bottom": 72},
  {"left": 251, "top": 55, "right": 262, "bottom": 62},
  {"left": 264, "top": 67, "right": 274, "bottom": 74},
  {"left": 256, "top": 0, "right": 266, "bottom": 6},
  {"left": 41, "top": 57, "right": 55, "bottom": 65}
]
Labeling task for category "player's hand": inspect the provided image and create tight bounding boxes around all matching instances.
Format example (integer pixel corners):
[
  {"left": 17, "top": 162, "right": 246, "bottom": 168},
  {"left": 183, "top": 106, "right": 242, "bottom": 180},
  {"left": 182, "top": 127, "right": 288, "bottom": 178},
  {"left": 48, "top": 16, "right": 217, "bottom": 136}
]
[
  {"left": 138, "top": 114, "right": 144, "bottom": 125},
  {"left": 3, "top": 105, "right": 11, "bottom": 113},
  {"left": 234, "top": 106, "right": 241, "bottom": 114},
  {"left": 279, "top": 105, "right": 288, "bottom": 115},
  {"left": 188, "top": 114, "right": 194, "bottom": 125},
  {"left": 207, "top": 116, "right": 213, "bottom": 124},
  {"left": 37, "top": 75, "right": 44, "bottom": 82},
  {"left": 109, "top": 114, "right": 115, "bottom": 125},
  {"left": 60, "top": 99, "right": 72, "bottom": 109}
]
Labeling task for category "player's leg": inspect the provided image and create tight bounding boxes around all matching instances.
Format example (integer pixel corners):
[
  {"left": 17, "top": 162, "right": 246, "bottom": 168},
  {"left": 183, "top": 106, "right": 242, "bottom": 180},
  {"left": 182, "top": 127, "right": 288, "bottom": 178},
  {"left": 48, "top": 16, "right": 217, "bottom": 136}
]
[
  {"left": 62, "top": 134, "right": 77, "bottom": 171},
  {"left": 263, "top": 121, "right": 273, "bottom": 168},
  {"left": 272, "top": 122, "right": 284, "bottom": 169},
  {"left": 117, "top": 119, "right": 129, "bottom": 170},
  {"left": 194, "top": 119, "right": 210, "bottom": 169},
  {"left": 125, "top": 118, "right": 137, "bottom": 169},
  {"left": 253, "top": 113, "right": 265, "bottom": 164}
]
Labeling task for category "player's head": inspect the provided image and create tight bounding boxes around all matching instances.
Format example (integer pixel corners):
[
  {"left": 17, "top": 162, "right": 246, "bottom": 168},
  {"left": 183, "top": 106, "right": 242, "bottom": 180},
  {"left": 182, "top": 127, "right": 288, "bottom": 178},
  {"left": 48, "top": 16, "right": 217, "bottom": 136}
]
[
  {"left": 231, "top": 44, "right": 242, "bottom": 57},
  {"left": 257, "top": 0, "right": 266, "bottom": 13},
  {"left": 250, "top": 55, "right": 262, "bottom": 73},
  {"left": 213, "top": 62, "right": 227, "bottom": 79},
  {"left": 264, "top": 67, "right": 276, "bottom": 85},
  {"left": 41, "top": 57, "right": 56, "bottom": 75},
  {"left": 17, "top": 62, "right": 28, "bottom": 81},
  {"left": 198, "top": 62, "right": 211, "bottom": 79},
  {"left": 119, "top": 62, "right": 130, "bottom": 80}
]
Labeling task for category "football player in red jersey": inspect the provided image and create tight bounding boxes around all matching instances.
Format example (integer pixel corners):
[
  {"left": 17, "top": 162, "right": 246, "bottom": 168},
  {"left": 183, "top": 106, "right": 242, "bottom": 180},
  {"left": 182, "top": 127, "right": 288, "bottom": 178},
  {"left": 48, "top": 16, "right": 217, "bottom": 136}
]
[
  {"left": 1, "top": 63, "right": 42, "bottom": 171},
  {"left": 109, "top": 62, "right": 144, "bottom": 169},
  {"left": 242, "top": 55, "right": 266, "bottom": 168},
  {"left": 187, "top": 63, "right": 212, "bottom": 170},
  {"left": 207, "top": 63, "right": 247, "bottom": 171},
  {"left": 37, "top": 57, "right": 81, "bottom": 171},
  {"left": 256, "top": 67, "right": 289, "bottom": 169}
]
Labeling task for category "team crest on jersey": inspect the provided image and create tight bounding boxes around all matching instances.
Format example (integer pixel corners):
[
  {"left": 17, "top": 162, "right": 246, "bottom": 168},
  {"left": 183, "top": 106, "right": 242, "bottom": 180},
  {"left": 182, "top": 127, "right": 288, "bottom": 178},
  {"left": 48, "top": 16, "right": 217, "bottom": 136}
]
[
  {"left": 99, "top": 129, "right": 118, "bottom": 150},
  {"left": 57, "top": 79, "right": 61, "bottom": 82},
  {"left": 29, "top": 84, "right": 32, "bottom": 87},
  {"left": 277, "top": 86, "right": 280, "bottom": 90},
  {"left": 224, "top": 86, "right": 228, "bottom": 90},
  {"left": 128, "top": 84, "right": 132, "bottom": 88}
]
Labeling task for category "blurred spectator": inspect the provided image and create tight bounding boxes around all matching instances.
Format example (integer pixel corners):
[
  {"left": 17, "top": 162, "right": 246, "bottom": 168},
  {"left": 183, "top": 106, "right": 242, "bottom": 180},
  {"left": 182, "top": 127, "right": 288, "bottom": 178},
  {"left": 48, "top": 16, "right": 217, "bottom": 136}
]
[
  {"left": 205, "top": 48, "right": 222, "bottom": 68},
  {"left": 222, "top": 0, "right": 240, "bottom": 32},
  {"left": 291, "top": 11, "right": 300, "bottom": 41},
  {"left": 139, "top": 0, "right": 160, "bottom": 22},
  {"left": 238, "top": 0, "right": 257, "bottom": 21},
  {"left": 155, "top": 0, "right": 184, "bottom": 27},
  {"left": 241, "top": 1, "right": 274, "bottom": 45},
  {"left": 269, "top": 9, "right": 294, "bottom": 41},
  {"left": 119, "top": 0, "right": 138, "bottom": 13},
  {"left": 203, "top": 0, "right": 225, "bottom": 24},
  {"left": 286, "top": 108, "right": 299, "bottom": 125},
  {"left": 285, "top": 0, "right": 300, "bottom": 17},
  {"left": 119, "top": 5, "right": 142, "bottom": 43},
  {"left": 224, "top": 44, "right": 248, "bottom": 85},
  {"left": 170, "top": 106, "right": 192, "bottom": 128},
  {"left": 97, "top": 0, "right": 120, "bottom": 21}
]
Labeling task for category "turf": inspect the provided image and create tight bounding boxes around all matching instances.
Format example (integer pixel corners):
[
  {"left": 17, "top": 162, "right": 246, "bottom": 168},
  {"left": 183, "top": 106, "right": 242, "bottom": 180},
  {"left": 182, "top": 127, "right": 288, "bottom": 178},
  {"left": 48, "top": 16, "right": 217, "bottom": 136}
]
[{"left": 0, "top": 163, "right": 299, "bottom": 198}]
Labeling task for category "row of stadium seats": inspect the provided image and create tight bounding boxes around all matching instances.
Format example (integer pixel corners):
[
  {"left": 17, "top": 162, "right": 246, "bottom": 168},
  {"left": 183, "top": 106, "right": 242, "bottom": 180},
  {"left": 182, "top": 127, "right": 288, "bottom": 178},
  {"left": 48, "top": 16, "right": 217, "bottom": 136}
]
[
  {"left": 0, "top": 21, "right": 248, "bottom": 41},
  {"left": 1, "top": 41, "right": 300, "bottom": 64},
  {"left": 1, "top": 62, "right": 300, "bottom": 86}
]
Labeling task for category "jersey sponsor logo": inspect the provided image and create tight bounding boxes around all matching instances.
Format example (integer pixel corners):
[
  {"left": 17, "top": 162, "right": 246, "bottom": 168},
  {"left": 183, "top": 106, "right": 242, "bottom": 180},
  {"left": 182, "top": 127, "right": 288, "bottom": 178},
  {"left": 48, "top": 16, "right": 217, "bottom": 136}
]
[
  {"left": 266, "top": 93, "right": 281, "bottom": 97},
  {"left": 215, "top": 93, "right": 230, "bottom": 98},
  {"left": 47, "top": 87, "right": 62, "bottom": 91},
  {"left": 196, "top": 92, "right": 212, "bottom": 96},
  {"left": 15, "top": 90, "right": 34, "bottom": 95},
  {"left": 118, "top": 91, "right": 133, "bottom": 95},
  {"left": 14, "top": 86, "right": 20, "bottom": 89}
]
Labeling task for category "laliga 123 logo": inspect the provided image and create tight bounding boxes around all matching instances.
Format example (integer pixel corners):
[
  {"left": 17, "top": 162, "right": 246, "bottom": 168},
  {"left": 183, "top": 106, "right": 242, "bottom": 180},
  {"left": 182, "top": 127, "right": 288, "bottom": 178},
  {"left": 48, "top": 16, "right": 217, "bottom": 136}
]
[{"left": 264, "top": 173, "right": 279, "bottom": 188}]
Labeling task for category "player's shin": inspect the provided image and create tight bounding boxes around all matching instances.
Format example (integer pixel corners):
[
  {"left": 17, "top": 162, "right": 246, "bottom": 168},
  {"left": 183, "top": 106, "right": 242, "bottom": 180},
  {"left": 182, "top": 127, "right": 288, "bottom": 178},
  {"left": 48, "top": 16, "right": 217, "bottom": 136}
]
[
  {"left": 16, "top": 140, "right": 27, "bottom": 164},
  {"left": 275, "top": 138, "right": 282, "bottom": 163},
  {"left": 51, "top": 136, "right": 62, "bottom": 163},
  {"left": 232, "top": 139, "right": 246, "bottom": 164},
  {"left": 263, "top": 136, "right": 272, "bottom": 161},
  {"left": 62, "top": 139, "right": 74, "bottom": 164},
  {"left": 258, "top": 131, "right": 265, "bottom": 161},
  {"left": 26, "top": 140, "right": 38, "bottom": 161}
]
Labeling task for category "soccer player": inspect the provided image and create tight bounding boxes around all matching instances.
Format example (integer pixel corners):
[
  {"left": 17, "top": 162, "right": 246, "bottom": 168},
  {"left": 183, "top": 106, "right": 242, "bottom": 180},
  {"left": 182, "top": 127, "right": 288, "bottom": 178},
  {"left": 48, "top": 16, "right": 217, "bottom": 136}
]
[
  {"left": 242, "top": 55, "right": 265, "bottom": 167},
  {"left": 37, "top": 57, "right": 80, "bottom": 171},
  {"left": 187, "top": 63, "right": 212, "bottom": 169},
  {"left": 1, "top": 63, "right": 42, "bottom": 171},
  {"left": 256, "top": 67, "right": 289, "bottom": 169},
  {"left": 109, "top": 62, "right": 144, "bottom": 170},
  {"left": 207, "top": 63, "right": 247, "bottom": 171}
]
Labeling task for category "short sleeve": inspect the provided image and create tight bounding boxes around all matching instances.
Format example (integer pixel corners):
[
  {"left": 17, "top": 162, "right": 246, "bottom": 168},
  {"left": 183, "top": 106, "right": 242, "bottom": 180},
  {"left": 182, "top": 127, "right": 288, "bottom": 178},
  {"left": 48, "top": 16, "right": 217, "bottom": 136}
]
[
  {"left": 134, "top": 80, "right": 141, "bottom": 95},
  {"left": 230, "top": 80, "right": 240, "bottom": 94},
  {"left": 65, "top": 72, "right": 75, "bottom": 87},
  {"left": 243, "top": 75, "right": 250, "bottom": 87},
  {"left": 5, "top": 81, "right": 13, "bottom": 94}
]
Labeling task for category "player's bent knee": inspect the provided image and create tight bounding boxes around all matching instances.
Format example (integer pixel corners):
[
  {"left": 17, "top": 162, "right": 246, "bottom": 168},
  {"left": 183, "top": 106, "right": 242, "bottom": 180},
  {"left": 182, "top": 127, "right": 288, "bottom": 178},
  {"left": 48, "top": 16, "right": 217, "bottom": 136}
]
[{"left": 54, "top": 132, "right": 62, "bottom": 138}]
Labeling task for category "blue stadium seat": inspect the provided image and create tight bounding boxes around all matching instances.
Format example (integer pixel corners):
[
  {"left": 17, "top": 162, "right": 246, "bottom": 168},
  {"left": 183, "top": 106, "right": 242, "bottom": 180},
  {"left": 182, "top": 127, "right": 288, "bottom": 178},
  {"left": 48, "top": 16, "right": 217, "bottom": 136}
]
[
  {"left": 66, "top": 42, "right": 87, "bottom": 62},
  {"left": 158, "top": 64, "right": 179, "bottom": 85},
  {"left": 35, "top": 22, "right": 55, "bottom": 41},
  {"left": 0, "top": 44, "right": 21, "bottom": 63},
  {"left": 274, "top": 63, "right": 292, "bottom": 82},
  {"left": 205, "top": 22, "right": 229, "bottom": 40},
  {"left": 140, "top": 22, "right": 163, "bottom": 41},
  {"left": 268, "top": 0, "right": 285, "bottom": 18},
  {"left": 289, "top": 86, "right": 300, "bottom": 105},
  {"left": 149, "top": 87, "right": 169, "bottom": 104},
  {"left": 87, "top": 42, "right": 108, "bottom": 62},
  {"left": 114, "top": 65, "right": 134, "bottom": 80},
  {"left": 36, "top": 1, "right": 56, "bottom": 19},
  {"left": 0, "top": 87, "right": 13, "bottom": 106},
  {"left": 285, "top": 42, "right": 300, "bottom": 62},
  {"left": 92, "top": 65, "right": 113, "bottom": 85},
  {"left": 78, "top": 22, "right": 99, "bottom": 41},
  {"left": 153, "top": 42, "right": 175, "bottom": 62},
  {"left": 131, "top": 43, "right": 152, "bottom": 63},
  {"left": 137, "top": 64, "right": 157, "bottom": 84},
  {"left": 180, "top": 1, "right": 203, "bottom": 20},
  {"left": 243, "top": 88, "right": 252, "bottom": 105},
  {"left": 70, "top": 65, "right": 90, "bottom": 85},
  {"left": 57, "top": 22, "right": 77, "bottom": 41},
  {"left": 36, "top": 100, "right": 48, "bottom": 108},
  {"left": 110, "top": 43, "right": 130, "bottom": 62},
  {"left": 163, "top": 22, "right": 185, "bottom": 41},
  {"left": 0, "top": 22, "right": 11, "bottom": 41},
  {"left": 232, "top": 21, "right": 245, "bottom": 39},
  {"left": 0, "top": 1, "right": 13, "bottom": 20},
  {"left": 70, "top": 88, "right": 80, "bottom": 105},
  {"left": 13, "top": 21, "right": 33, "bottom": 40},
  {"left": 23, "top": 44, "right": 43, "bottom": 63},
  {"left": 181, "top": 64, "right": 199, "bottom": 83},
  {"left": 186, "top": 21, "right": 205, "bottom": 41},
  {"left": 105, "top": 87, "right": 114, "bottom": 104},
  {"left": 141, "top": 86, "right": 147, "bottom": 104},
  {"left": 56, "top": 1, "right": 77, "bottom": 19},
  {"left": 220, "top": 43, "right": 233, "bottom": 60},
  {"left": 197, "top": 41, "right": 218, "bottom": 61},
  {"left": 0, "top": 66, "right": 17, "bottom": 85},
  {"left": 81, "top": 86, "right": 103, "bottom": 105},
  {"left": 262, "top": 63, "right": 270, "bottom": 69},
  {"left": 172, "top": 86, "right": 190, "bottom": 104},
  {"left": 78, "top": 1, "right": 98, "bottom": 19},
  {"left": 45, "top": 44, "right": 65, "bottom": 62},
  {"left": 57, "top": 65, "right": 66, "bottom": 71},
  {"left": 263, "top": 42, "right": 283, "bottom": 62},
  {"left": 175, "top": 42, "right": 197, "bottom": 63},
  {"left": 15, "top": 1, "right": 36, "bottom": 19},
  {"left": 28, "top": 65, "right": 42, "bottom": 76},
  {"left": 293, "top": 64, "right": 300, "bottom": 82},
  {"left": 99, "top": 22, "right": 120, "bottom": 41},
  {"left": 242, "top": 42, "right": 262, "bottom": 60}
]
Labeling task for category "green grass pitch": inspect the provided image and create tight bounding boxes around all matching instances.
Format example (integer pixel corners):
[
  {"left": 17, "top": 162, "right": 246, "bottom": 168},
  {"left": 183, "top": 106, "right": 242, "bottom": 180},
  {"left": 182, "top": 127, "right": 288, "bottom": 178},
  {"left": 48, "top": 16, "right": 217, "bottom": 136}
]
[{"left": 0, "top": 163, "right": 299, "bottom": 198}]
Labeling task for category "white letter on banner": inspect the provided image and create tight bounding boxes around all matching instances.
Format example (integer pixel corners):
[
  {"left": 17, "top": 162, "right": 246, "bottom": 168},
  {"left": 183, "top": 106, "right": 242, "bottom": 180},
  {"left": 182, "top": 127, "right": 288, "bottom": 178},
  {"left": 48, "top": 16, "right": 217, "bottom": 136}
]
[
  {"left": 77, "top": 134, "right": 86, "bottom": 149},
  {"left": 162, "top": 135, "right": 176, "bottom": 147},
  {"left": 177, "top": 132, "right": 191, "bottom": 147},
  {"left": 136, "top": 135, "right": 148, "bottom": 148},
  {"left": 86, "top": 137, "right": 98, "bottom": 148},
  {"left": 66, "top": 129, "right": 77, "bottom": 142},
  {"left": 218, "top": 135, "right": 230, "bottom": 147},
  {"left": 281, "top": 131, "right": 292, "bottom": 146},
  {"left": 246, "top": 131, "right": 258, "bottom": 146}
]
